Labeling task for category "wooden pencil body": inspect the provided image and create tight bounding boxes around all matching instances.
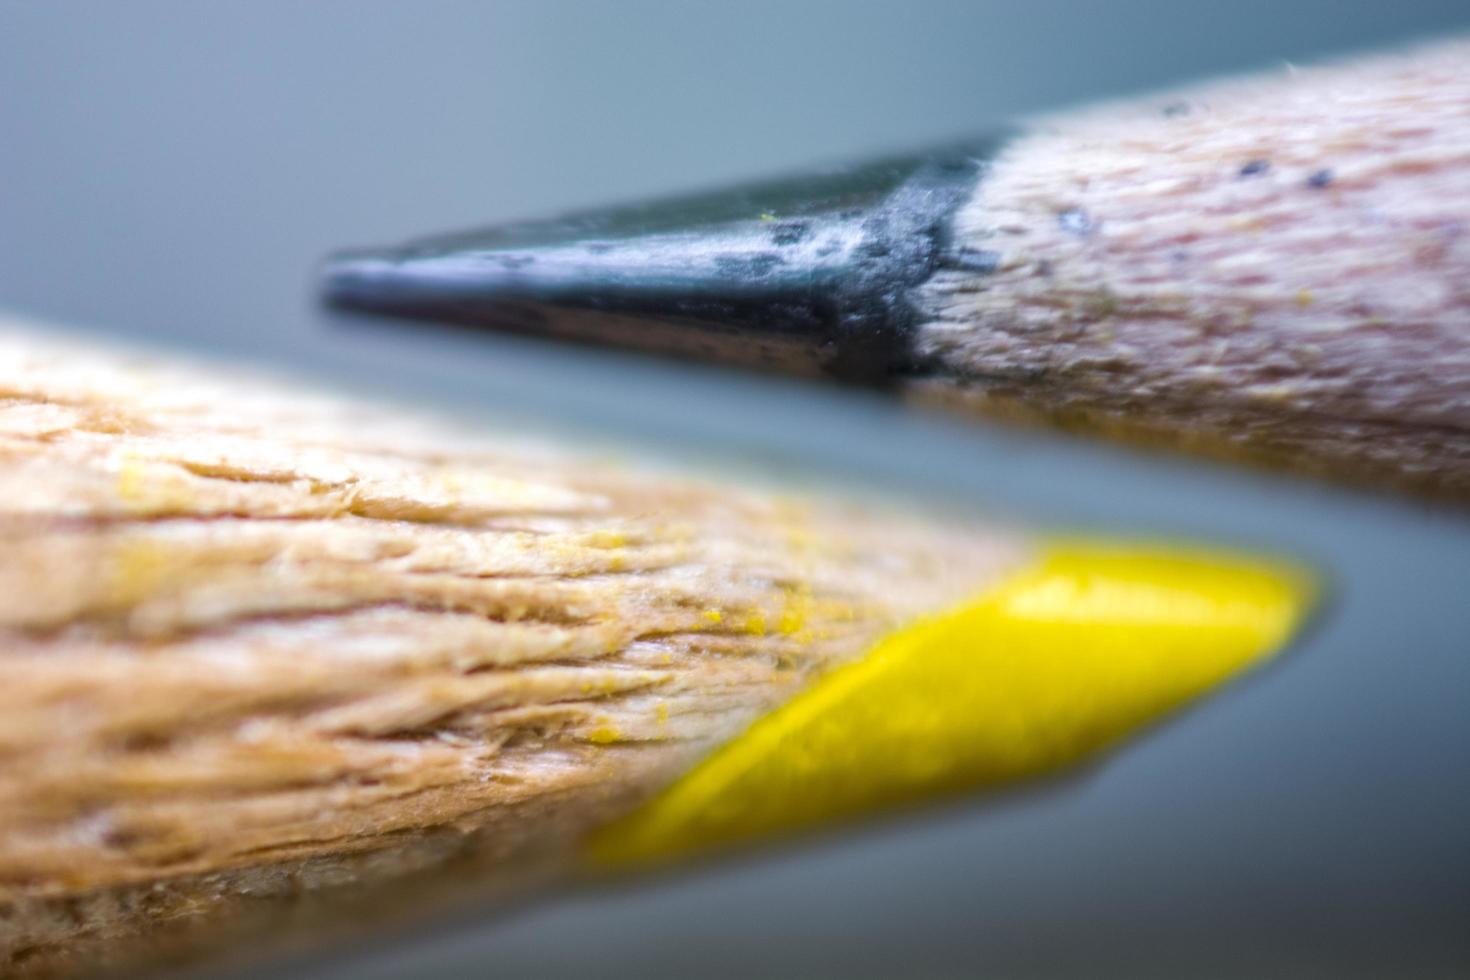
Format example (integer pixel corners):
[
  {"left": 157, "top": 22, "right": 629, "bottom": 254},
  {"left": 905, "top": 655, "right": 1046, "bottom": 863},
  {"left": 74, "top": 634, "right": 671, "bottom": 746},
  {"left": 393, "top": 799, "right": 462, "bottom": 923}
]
[
  {"left": 916, "top": 38, "right": 1470, "bottom": 497},
  {"left": 0, "top": 322, "right": 1023, "bottom": 975}
]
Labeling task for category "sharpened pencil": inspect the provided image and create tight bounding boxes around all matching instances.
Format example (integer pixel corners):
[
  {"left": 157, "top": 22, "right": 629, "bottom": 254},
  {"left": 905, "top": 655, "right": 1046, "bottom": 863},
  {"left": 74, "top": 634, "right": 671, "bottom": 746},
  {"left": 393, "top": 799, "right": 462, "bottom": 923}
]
[
  {"left": 0, "top": 316, "right": 1311, "bottom": 977},
  {"left": 323, "top": 36, "right": 1470, "bottom": 501}
]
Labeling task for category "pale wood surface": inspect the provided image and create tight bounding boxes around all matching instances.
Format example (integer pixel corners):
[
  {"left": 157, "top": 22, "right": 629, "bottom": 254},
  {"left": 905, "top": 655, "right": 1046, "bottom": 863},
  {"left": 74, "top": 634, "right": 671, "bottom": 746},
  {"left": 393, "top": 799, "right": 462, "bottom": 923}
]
[
  {"left": 0, "top": 321, "right": 1026, "bottom": 976},
  {"left": 917, "top": 37, "right": 1470, "bottom": 499}
]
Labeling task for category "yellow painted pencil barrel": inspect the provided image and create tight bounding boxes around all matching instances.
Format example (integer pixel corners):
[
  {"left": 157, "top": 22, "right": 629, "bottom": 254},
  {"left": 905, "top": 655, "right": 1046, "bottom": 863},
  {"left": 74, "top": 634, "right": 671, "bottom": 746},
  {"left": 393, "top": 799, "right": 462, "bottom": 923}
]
[{"left": 588, "top": 543, "right": 1311, "bottom": 869}]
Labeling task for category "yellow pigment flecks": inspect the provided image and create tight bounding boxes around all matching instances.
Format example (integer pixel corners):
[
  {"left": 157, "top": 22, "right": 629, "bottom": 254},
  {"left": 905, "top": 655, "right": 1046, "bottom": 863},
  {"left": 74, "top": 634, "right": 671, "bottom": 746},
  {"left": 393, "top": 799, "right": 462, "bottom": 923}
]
[
  {"left": 776, "top": 588, "right": 812, "bottom": 637},
  {"left": 108, "top": 540, "right": 176, "bottom": 606},
  {"left": 584, "top": 542, "right": 1313, "bottom": 870},
  {"left": 742, "top": 610, "right": 768, "bottom": 636},
  {"left": 702, "top": 609, "right": 724, "bottom": 625},
  {"left": 586, "top": 530, "right": 628, "bottom": 549},
  {"left": 587, "top": 724, "right": 622, "bottom": 745},
  {"left": 114, "top": 452, "right": 195, "bottom": 514},
  {"left": 116, "top": 452, "right": 147, "bottom": 503}
]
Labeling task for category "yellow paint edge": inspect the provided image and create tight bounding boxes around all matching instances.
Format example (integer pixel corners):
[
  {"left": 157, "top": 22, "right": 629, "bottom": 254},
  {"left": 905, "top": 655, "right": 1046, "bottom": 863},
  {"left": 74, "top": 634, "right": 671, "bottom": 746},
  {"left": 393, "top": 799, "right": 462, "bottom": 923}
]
[{"left": 585, "top": 540, "right": 1315, "bottom": 871}]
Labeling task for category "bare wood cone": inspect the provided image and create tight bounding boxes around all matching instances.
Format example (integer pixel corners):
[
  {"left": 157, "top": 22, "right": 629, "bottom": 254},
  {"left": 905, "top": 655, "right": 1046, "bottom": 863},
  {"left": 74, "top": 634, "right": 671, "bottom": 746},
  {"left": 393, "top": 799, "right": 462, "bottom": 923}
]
[
  {"left": 915, "top": 38, "right": 1470, "bottom": 497},
  {"left": 0, "top": 318, "right": 1026, "bottom": 976}
]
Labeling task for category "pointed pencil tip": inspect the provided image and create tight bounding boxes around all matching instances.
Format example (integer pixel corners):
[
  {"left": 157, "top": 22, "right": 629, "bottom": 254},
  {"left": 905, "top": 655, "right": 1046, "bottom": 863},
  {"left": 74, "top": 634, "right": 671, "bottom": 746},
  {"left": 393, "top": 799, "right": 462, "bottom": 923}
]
[{"left": 319, "top": 139, "right": 1003, "bottom": 382}]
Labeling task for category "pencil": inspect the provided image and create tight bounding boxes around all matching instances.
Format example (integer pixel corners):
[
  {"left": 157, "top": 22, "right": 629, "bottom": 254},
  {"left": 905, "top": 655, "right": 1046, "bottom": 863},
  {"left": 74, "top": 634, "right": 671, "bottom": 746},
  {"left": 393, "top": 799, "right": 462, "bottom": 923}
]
[
  {"left": 0, "top": 316, "right": 1311, "bottom": 977},
  {"left": 323, "top": 36, "right": 1470, "bottom": 501}
]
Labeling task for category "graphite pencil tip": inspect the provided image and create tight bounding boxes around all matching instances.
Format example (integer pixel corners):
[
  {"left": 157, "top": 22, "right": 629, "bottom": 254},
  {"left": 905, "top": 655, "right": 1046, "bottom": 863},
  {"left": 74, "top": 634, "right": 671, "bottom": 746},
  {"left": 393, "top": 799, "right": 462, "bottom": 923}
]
[{"left": 320, "top": 138, "right": 1003, "bottom": 382}]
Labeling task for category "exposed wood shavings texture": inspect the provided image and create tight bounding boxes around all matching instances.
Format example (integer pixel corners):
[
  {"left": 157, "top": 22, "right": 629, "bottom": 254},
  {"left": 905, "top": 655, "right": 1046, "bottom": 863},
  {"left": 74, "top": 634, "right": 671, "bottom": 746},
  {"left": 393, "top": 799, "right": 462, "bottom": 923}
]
[
  {"left": 917, "top": 38, "right": 1470, "bottom": 497},
  {"left": 0, "top": 323, "right": 1025, "bottom": 975}
]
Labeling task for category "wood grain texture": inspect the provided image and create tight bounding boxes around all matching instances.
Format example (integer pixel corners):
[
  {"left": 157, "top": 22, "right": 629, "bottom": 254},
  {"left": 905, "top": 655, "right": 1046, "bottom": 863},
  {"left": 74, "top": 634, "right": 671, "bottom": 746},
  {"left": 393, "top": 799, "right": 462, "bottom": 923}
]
[
  {"left": 0, "top": 319, "right": 1026, "bottom": 976},
  {"left": 916, "top": 37, "right": 1470, "bottom": 498}
]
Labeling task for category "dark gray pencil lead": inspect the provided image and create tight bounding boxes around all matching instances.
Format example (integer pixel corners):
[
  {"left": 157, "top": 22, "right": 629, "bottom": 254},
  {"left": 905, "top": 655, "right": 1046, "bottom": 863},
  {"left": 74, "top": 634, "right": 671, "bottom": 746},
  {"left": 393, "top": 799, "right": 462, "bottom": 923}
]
[{"left": 320, "top": 137, "right": 1005, "bottom": 383}]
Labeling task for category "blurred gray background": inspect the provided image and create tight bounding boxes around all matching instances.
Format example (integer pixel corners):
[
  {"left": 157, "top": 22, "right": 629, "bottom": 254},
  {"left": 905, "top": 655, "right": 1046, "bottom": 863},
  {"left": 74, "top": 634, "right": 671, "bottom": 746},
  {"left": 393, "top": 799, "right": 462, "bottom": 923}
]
[{"left": 2, "top": 2, "right": 1469, "bottom": 977}]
